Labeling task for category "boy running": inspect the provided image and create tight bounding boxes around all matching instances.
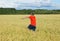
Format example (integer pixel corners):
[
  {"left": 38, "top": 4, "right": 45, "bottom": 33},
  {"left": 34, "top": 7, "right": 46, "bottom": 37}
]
[{"left": 22, "top": 12, "right": 36, "bottom": 31}]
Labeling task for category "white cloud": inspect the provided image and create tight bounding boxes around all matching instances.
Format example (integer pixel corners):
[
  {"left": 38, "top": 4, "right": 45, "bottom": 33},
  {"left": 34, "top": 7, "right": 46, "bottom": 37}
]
[
  {"left": 0, "top": 0, "right": 17, "bottom": 8},
  {"left": 0, "top": 0, "right": 60, "bottom": 9},
  {"left": 41, "top": 0, "right": 51, "bottom": 3},
  {"left": 0, "top": 0, "right": 51, "bottom": 8},
  {"left": 16, "top": 0, "right": 51, "bottom": 9},
  {"left": 17, "top": 0, "right": 35, "bottom": 3},
  {"left": 52, "top": 3, "right": 60, "bottom": 9}
]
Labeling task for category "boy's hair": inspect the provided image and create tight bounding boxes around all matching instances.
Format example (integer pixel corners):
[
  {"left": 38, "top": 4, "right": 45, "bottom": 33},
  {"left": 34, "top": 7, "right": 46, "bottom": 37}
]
[{"left": 30, "top": 12, "right": 34, "bottom": 15}]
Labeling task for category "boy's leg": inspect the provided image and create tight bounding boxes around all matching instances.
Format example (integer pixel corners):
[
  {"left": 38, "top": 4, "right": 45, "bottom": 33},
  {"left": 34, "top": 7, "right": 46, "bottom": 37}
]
[
  {"left": 32, "top": 27, "right": 36, "bottom": 31},
  {"left": 31, "top": 25, "right": 36, "bottom": 31},
  {"left": 28, "top": 25, "right": 36, "bottom": 31},
  {"left": 28, "top": 25, "right": 32, "bottom": 30}
]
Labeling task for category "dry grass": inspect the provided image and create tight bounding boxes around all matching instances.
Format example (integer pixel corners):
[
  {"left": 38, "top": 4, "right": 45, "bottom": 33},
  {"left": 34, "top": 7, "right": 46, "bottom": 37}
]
[{"left": 0, "top": 15, "right": 60, "bottom": 41}]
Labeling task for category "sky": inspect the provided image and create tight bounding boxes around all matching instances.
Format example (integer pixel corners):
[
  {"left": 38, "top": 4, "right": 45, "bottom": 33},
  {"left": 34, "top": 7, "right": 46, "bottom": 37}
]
[{"left": 0, "top": 0, "right": 60, "bottom": 10}]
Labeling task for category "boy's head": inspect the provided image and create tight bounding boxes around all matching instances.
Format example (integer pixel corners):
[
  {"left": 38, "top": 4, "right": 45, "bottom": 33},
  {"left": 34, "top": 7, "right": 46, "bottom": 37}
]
[{"left": 30, "top": 12, "right": 34, "bottom": 15}]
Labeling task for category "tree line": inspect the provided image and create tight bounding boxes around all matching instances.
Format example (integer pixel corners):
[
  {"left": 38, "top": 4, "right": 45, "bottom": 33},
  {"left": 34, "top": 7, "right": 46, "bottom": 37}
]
[{"left": 0, "top": 8, "right": 60, "bottom": 14}]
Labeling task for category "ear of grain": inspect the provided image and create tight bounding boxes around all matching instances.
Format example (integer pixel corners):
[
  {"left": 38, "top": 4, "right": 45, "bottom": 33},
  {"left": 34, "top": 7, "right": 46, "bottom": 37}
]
[{"left": 0, "top": 15, "right": 60, "bottom": 41}]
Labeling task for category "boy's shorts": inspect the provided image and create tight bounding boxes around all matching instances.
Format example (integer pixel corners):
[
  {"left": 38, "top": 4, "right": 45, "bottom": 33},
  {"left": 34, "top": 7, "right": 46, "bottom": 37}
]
[{"left": 28, "top": 24, "right": 36, "bottom": 31}]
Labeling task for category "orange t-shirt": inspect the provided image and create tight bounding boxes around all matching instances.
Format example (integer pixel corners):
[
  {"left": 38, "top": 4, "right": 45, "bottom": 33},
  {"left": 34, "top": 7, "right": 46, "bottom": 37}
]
[{"left": 29, "top": 15, "right": 36, "bottom": 26}]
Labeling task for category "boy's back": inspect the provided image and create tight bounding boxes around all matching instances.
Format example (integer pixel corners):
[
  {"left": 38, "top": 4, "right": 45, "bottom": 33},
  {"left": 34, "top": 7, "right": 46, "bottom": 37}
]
[{"left": 29, "top": 15, "right": 36, "bottom": 26}]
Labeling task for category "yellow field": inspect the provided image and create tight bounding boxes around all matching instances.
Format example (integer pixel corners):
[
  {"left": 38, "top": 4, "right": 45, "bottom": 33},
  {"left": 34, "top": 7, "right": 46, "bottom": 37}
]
[{"left": 0, "top": 15, "right": 60, "bottom": 41}]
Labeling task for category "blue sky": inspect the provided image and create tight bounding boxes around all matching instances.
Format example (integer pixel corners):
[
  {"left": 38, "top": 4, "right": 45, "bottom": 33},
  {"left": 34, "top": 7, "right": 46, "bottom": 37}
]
[{"left": 0, "top": 0, "right": 60, "bottom": 10}]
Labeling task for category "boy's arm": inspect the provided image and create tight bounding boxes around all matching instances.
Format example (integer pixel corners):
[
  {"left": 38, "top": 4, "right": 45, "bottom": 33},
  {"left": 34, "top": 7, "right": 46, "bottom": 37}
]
[{"left": 21, "top": 16, "right": 29, "bottom": 19}]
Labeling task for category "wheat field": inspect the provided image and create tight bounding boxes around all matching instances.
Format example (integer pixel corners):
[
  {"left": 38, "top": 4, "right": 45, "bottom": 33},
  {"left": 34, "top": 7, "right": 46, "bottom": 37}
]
[{"left": 0, "top": 15, "right": 60, "bottom": 41}]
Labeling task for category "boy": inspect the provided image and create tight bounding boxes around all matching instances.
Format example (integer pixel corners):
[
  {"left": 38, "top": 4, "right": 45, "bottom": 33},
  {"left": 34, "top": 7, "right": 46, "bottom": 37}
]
[{"left": 22, "top": 12, "right": 36, "bottom": 31}]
